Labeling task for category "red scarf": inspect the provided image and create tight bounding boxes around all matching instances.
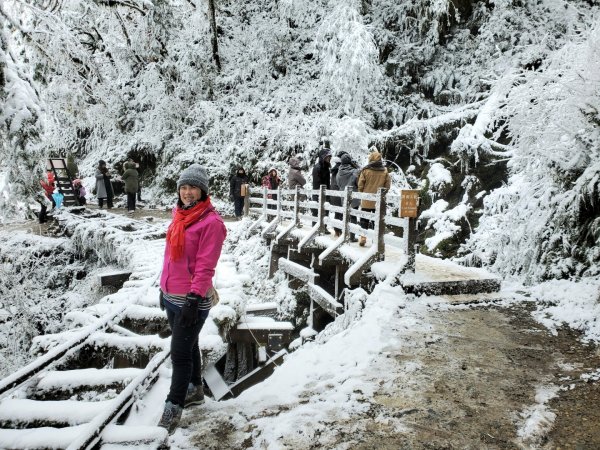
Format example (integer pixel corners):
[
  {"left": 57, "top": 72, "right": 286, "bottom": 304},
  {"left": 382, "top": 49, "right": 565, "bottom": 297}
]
[{"left": 166, "top": 198, "right": 213, "bottom": 261}]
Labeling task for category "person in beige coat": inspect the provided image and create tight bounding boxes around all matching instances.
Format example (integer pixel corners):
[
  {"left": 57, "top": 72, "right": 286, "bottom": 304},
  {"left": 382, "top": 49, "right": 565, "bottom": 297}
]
[{"left": 357, "top": 150, "right": 391, "bottom": 246}]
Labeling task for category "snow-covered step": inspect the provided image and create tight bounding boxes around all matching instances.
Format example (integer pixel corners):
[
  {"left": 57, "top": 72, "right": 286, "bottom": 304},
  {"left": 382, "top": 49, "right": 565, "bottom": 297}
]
[
  {"left": 30, "top": 368, "right": 143, "bottom": 400},
  {"left": 0, "top": 424, "right": 167, "bottom": 449},
  {"left": 308, "top": 283, "right": 343, "bottom": 317},
  {"left": 0, "top": 424, "right": 88, "bottom": 449},
  {"left": 0, "top": 398, "right": 112, "bottom": 427},
  {"left": 100, "top": 424, "right": 167, "bottom": 448},
  {"left": 118, "top": 304, "right": 168, "bottom": 335}
]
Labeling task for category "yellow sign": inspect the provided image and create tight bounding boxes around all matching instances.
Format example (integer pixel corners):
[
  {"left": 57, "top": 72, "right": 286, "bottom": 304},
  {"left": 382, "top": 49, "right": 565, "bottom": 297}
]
[{"left": 400, "top": 190, "right": 420, "bottom": 218}]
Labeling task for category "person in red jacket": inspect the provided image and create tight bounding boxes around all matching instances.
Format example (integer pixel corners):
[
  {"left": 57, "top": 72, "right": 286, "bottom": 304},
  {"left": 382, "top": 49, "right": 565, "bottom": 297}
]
[
  {"left": 38, "top": 172, "right": 56, "bottom": 223},
  {"left": 157, "top": 163, "right": 227, "bottom": 434}
]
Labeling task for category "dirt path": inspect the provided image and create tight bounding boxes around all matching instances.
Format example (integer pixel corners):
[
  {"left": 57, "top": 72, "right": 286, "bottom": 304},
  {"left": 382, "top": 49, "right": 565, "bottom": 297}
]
[
  {"left": 180, "top": 298, "right": 599, "bottom": 450},
  {"left": 358, "top": 303, "right": 600, "bottom": 449}
]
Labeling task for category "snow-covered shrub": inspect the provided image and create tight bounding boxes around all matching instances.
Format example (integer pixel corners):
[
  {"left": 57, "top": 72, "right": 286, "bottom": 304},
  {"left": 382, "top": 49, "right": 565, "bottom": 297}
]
[{"left": 0, "top": 232, "right": 95, "bottom": 377}]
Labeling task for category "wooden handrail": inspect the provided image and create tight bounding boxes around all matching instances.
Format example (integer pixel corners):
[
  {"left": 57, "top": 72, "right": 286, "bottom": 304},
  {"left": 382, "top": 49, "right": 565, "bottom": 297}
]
[{"left": 244, "top": 183, "right": 418, "bottom": 274}]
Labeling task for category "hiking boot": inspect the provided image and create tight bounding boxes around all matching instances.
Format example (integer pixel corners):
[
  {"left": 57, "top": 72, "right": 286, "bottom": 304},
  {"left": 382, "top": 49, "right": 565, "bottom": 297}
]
[
  {"left": 158, "top": 401, "right": 183, "bottom": 434},
  {"left": 358, "top": 236, "right": 367, "bottom": 247},
  {"left": 184, "top": 383, "right": 205, "bottom": 408}
]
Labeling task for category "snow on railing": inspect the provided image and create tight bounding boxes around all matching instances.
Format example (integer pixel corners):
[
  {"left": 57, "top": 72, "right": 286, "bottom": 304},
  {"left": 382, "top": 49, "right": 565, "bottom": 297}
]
[{"left": 244, "top": 184, "right": 420, "bottom": 276}]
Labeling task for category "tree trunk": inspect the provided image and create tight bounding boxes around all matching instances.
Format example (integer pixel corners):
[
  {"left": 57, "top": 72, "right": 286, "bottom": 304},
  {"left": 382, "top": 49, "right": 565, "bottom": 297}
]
[{"left": 207, "top": 0, "right": 221, "bottom": 71}]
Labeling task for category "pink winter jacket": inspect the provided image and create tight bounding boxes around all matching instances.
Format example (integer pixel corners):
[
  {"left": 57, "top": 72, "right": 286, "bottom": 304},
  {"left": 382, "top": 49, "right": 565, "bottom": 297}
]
[{"left": 160, "top": 209, "right": 227, "bottom": 297}]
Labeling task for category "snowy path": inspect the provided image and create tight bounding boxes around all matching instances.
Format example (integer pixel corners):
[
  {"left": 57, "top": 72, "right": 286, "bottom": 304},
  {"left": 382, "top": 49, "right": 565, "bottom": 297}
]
[{"left": 1, "top": 212, "right": 599, "bottom": 449}]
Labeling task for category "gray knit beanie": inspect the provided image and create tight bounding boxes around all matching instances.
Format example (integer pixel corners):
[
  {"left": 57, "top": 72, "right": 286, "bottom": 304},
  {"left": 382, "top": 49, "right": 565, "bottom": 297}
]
[{"left": 177, "top": 163, "right": 209, "bottom": 193}]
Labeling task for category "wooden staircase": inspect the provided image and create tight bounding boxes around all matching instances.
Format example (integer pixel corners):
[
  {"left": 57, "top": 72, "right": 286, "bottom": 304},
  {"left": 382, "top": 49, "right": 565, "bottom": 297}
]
[{"left": 46, "top": 158, "right": 78, "bottom": 206}]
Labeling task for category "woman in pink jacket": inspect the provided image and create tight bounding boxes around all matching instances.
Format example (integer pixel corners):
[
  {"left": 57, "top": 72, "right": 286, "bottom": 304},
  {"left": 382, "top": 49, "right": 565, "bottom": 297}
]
[{"left": 158, "top": 164, "right": 227, "bottom": 434}]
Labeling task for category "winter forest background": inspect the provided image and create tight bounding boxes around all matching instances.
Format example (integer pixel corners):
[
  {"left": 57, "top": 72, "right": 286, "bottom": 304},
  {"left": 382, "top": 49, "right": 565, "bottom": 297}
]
[{"left": 1, "top": 0, "right": 599, "bottom": 283}]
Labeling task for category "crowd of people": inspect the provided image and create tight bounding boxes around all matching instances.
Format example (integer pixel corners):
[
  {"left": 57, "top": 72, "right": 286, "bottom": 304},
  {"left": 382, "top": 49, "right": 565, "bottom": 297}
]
[
  {"left": 37, "top": 157, "right": 144, "bottom": 222},
  {"left": 229, "top": 139, "right": 391, "bottom": 246},
  {"left": 39, "top": 143, "right": 390, "bottom": 247}
]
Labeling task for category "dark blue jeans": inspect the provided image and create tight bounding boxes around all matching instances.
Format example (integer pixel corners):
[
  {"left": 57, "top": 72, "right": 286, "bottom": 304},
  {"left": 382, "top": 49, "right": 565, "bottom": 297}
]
[
  {"left": 233, "top": 196, "right": 244, "bottom": 217},
  {"left": 164, "top": 301, "right": 209, "bottom": 407}
]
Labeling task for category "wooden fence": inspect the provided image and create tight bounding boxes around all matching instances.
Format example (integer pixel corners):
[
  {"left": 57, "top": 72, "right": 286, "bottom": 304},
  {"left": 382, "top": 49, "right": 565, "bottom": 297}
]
[{"left": 243, "top": 185, "right": 419, "bottom": 273}]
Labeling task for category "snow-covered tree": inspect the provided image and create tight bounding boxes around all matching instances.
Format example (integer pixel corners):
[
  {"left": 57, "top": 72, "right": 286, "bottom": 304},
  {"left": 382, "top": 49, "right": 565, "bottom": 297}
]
[
  {"left": 0, "top": 12, "right": 46, "bottom": 221},
  {"left": 463, "top": 17, "right": 600, "bottom": 281}
]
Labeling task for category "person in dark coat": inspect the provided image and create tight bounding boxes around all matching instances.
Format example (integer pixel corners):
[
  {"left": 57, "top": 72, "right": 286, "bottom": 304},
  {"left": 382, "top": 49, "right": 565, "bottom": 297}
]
[
  {"left": 95, "top": 160, "right": 114, "bottom": 209},
  {"left": 312, "top": 148, "right": 332, "bottom": 191},
  {"left": 311, "top": 148, "right": 332, "bottom": 217},
  {"left": 336, "top": 153, "right": 361, "bottom": 241},
  {"left": 229, "top": 167, "right": 249, "bottom": 219},
  {"left": 122, "top": 161, "right": 140, "bottom": 214}
]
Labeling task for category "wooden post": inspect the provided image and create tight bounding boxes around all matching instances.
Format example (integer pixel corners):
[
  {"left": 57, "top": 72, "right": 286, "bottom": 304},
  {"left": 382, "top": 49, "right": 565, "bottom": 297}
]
[
  {"left": 342, "top": 186, "right": 352, "bottom": 242},
  {"left": 293, "top": 186, "right": 300, "bottom": 226},
  {"left": 243, "top": 187, "right": 250, "bottom": 216},
  {"left": 399, "top": 190, "right": 420, "bottom": 272},
  {"left": 318, "top": 185, "right": 326, "bottom": 232},
  {"left": 335, "top": 265, "right": 342, "bottom": 300},
  {"left": 374, "top": 187, "right": 387, "bottom": 256},
  {"left": 262, "top": 186, "right": 268, "bottom": 217},
  {"left": 276, "top": 186, "right": 282, "bottom": 219},
  {"left": 405, "top": 218, "right": 417, "bottom": 271}
]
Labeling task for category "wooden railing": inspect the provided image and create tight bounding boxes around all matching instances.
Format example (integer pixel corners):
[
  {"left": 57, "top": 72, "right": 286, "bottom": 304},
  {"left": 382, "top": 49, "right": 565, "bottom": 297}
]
[{"left": 244, "top": 185, "right": 419, "bottom": 276}]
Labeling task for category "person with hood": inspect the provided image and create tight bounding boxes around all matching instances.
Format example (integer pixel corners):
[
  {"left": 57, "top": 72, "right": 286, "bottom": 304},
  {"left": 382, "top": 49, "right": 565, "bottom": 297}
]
[
  {"left": 122, "top": 160, "right": 140, "bottom": 214},
  {"left": 336, "top": 152, "right": 361, "bottom": 240},
  {"left": 229, "top": 167, "right": 249, "bottom": 219},
  {"left": 95, "top": 160, "right": 114, "bottom": 209},
  {"left": 158, "top": 163, "right": 227, "bottom": 434},
  {"left": 311, "top": 147, "right": 332, "bottom": 217},
  {"left": 261, "top": 168, "right": 281, "bottom": 209},
  {"left": 357, "top": 150, "right": 391, "bottom": 246},
  {"left": 287, "top": 156, "right": 306, "bottom": 189}
]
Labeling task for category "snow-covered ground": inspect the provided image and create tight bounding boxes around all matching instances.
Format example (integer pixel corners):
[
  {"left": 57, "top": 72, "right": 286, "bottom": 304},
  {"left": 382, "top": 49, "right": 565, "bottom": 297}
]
[{"left": 0, "top": 213, "right": 599, "bottom": 449}]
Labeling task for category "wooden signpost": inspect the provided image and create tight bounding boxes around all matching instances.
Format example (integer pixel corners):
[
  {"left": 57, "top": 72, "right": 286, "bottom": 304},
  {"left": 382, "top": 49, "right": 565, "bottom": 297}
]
[{"left": 400, "top": 189, "right": 420, "bottom": 218}]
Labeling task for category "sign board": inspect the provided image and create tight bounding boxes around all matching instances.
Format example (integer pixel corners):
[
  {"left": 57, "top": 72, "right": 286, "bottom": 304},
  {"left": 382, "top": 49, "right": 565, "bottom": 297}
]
[{"left": 400, "top": 189, "right": 420, "bottom": 218}]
